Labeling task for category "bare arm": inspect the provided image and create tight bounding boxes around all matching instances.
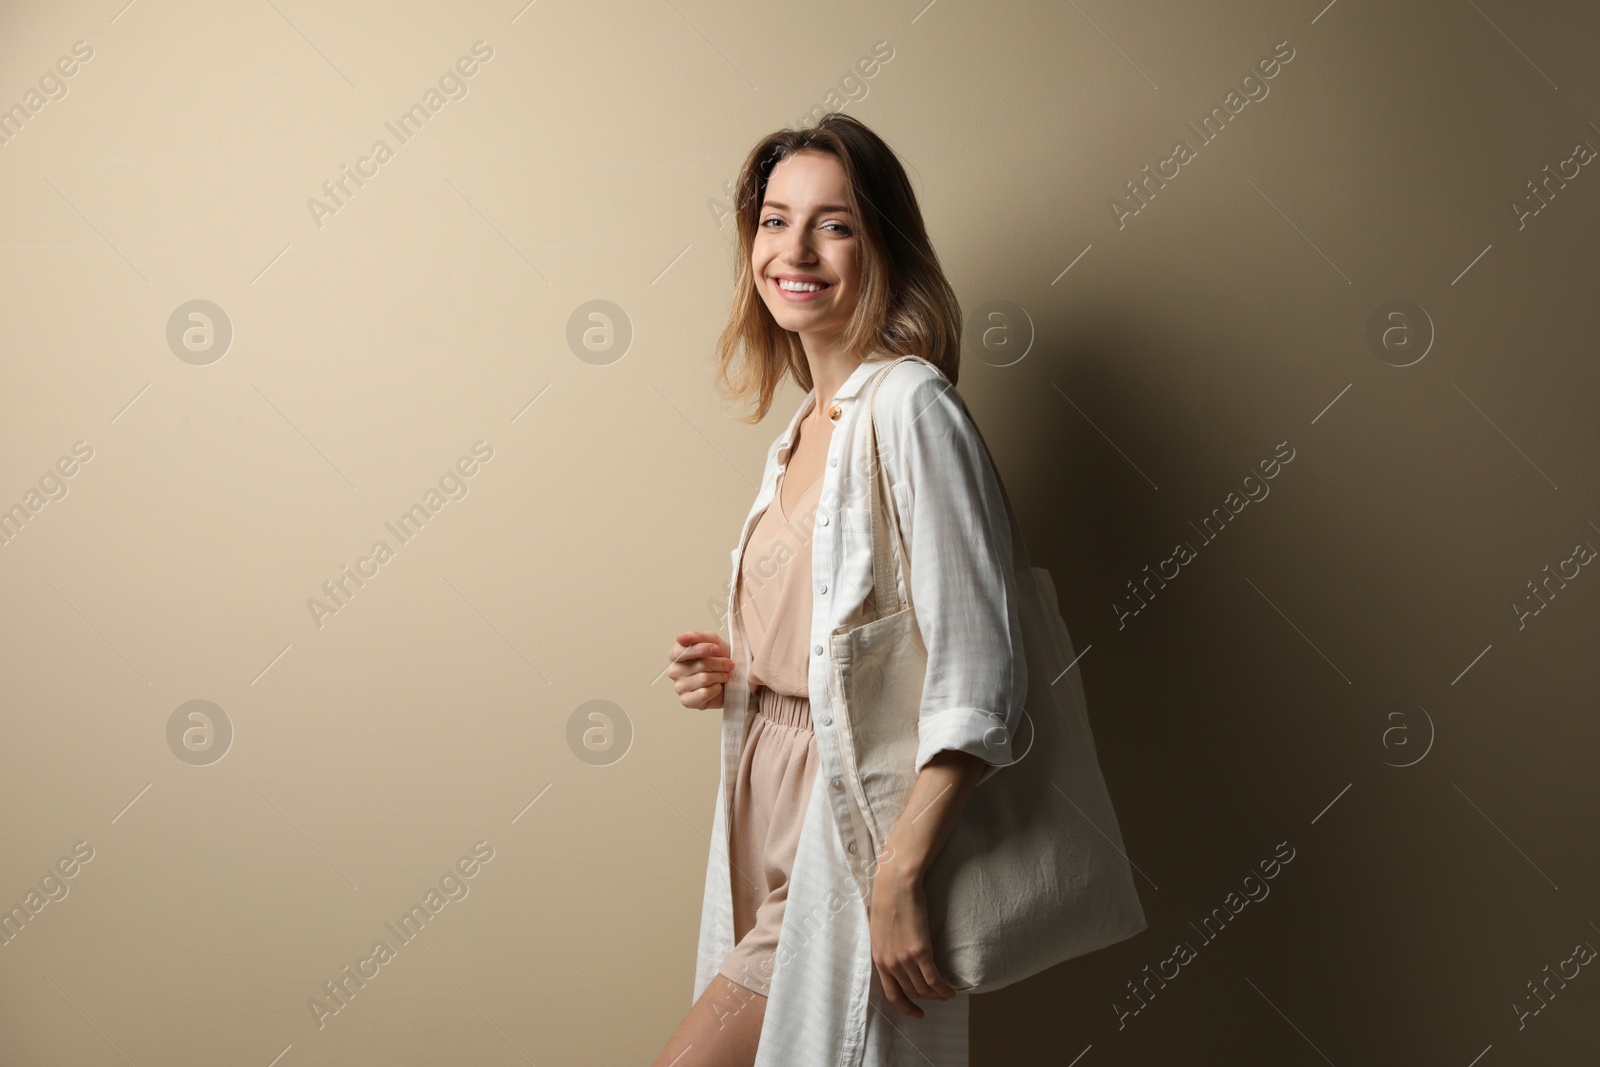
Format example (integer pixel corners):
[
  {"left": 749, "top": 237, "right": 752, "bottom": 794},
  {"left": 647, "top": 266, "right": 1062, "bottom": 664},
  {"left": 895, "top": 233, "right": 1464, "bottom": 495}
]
[{"left": 867, "top": 749, "right": 986, "bottom": 1017}]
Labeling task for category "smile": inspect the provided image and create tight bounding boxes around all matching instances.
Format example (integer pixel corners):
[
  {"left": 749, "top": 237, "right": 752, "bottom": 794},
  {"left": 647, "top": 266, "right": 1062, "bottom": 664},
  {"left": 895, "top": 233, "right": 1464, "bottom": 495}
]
[{"left": 771, "top": 277, "right": 833, "bottom": 302}]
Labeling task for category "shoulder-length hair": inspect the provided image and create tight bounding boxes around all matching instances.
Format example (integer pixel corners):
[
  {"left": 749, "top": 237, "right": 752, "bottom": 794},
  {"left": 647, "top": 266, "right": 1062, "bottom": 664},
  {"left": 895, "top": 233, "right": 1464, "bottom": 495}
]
[{"left": 715, "top": 112, "right": 963, "bottom": 425}]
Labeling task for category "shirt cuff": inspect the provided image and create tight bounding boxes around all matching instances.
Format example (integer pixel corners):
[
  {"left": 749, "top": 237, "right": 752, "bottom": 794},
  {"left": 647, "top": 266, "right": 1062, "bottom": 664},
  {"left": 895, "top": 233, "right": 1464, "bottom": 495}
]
[{"left": 914, "top": 706, "right": 1018, "bottom": 785}]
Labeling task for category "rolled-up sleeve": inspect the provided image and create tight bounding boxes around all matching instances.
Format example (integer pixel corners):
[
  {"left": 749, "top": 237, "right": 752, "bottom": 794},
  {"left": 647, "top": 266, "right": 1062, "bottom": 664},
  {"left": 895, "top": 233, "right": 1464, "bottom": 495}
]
[{"left": 887, "top": 370, "right": 1028, "bottom": 786}]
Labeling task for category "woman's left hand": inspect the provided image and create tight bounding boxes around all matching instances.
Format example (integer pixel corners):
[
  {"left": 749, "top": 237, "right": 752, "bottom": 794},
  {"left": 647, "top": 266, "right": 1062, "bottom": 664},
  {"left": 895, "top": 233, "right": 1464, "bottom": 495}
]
[{"left": 867, "top": 858, "right": 957, "bottom": 1017}]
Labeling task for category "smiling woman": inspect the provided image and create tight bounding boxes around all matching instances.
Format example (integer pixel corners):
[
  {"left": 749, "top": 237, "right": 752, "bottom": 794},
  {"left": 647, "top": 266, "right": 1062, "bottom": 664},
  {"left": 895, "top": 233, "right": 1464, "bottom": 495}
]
[
  {"left": 712, "top": 117, "right": 964, "bottom": 428},
  {"left": 658, "top": 114, "right": 1005, "bottom": 1067}
]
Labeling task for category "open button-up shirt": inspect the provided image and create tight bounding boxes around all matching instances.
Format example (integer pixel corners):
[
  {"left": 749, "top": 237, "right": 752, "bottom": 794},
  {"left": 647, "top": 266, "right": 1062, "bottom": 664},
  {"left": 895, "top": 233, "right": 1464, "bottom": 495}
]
[{"left": 692, "top": 354, "right": 1027, "bottom": 1067}]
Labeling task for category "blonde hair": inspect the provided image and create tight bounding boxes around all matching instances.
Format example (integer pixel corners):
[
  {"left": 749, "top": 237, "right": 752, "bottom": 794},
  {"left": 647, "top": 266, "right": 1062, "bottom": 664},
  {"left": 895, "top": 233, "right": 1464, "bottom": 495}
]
[{"left": 715, "top": 113, "right": 963, "bottom": 424}]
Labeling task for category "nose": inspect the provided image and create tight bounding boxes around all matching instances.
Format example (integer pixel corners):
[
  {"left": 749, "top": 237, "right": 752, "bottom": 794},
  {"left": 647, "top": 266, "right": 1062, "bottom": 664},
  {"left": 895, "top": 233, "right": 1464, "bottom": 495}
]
[{"left": 777, "top": 225, "right": 818, "bottom": 263}]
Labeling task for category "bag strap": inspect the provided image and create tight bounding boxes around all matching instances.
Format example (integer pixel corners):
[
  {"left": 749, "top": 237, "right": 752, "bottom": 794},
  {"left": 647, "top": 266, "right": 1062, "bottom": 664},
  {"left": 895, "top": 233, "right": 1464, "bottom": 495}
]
[
  {"left": 861, "top": 356, "right": 1042, "bottom": 769},
  {"left": 861, "top": 358, "right": 915, "bottom": 619},
  {"left": 861, "top": 359, "right": 1033, "bottom": 623}
]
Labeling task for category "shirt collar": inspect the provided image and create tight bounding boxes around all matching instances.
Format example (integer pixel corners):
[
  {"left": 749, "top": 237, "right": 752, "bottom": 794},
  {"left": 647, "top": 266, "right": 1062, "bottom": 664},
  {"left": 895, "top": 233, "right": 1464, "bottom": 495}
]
[{"left": 775, "top": 354, "right": 895, "bottom": 453}]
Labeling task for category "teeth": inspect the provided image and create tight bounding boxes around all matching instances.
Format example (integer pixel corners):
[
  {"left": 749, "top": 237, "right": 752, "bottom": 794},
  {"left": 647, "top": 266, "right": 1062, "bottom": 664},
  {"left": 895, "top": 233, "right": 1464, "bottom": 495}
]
[{"left": 778, "top": 279, "right": 826, "bottom": 292}]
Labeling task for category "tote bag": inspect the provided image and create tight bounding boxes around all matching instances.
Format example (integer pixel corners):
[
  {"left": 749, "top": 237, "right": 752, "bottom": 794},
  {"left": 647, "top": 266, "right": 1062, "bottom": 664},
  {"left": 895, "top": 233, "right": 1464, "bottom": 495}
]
[{"left": 827, "top": 357, "right": 1147, "bottom": 994}]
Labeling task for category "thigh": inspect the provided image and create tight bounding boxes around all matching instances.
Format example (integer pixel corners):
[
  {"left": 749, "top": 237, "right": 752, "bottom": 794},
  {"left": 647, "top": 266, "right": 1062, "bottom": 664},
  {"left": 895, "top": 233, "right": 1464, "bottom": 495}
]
[{"left": 652, "top": 974, "right": 767, "bottom": 1067}]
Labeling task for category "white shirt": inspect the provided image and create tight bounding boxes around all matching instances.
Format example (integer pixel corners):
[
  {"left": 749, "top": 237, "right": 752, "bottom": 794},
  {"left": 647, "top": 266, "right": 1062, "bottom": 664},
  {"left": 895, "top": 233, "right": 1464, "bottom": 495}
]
[{"left": 693, "top": 354, "right": 1028, "bottom": 1067}]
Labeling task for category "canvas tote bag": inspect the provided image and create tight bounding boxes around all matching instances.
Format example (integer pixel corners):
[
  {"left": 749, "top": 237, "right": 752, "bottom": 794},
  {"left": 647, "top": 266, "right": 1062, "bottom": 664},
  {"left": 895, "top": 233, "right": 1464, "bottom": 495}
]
[{"left": 827, "top": 356, "right": 1147, "bottom": 994}]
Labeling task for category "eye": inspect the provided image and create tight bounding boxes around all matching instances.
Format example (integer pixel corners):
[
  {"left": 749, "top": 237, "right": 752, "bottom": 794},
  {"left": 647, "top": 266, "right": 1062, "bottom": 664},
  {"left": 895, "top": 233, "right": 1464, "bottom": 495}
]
[
  {"left": 760, "top": 216, "right": 784, "bottom": 229},
  {"left": 823, "top": 222, "right": 852, "bottom": 235}
]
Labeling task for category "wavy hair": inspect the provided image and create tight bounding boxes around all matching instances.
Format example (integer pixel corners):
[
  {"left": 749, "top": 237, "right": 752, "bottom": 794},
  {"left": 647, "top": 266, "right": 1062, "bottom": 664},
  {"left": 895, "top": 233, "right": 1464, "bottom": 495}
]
[{"left": 715, "top": 113, "right": 963, "bottom": 424}]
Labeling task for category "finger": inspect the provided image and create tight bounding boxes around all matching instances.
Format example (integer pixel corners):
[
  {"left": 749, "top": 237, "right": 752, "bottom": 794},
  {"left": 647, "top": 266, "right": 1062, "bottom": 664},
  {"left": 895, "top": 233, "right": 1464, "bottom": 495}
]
[
  {"left": 670, "top": 659, "right": 729, "bottom": 683},
  {"left": 876, "top": 965, "right": 923, "bottom": 1018},
  {"left": 667, "top": 654, "right": 728, "bottom": 680},
  {"left": 686, "top": 670, "right": 732, "bottom": 691},
  {"left": 676, "top": 657, "right": 736, "bottom": 683},
  {"left": 689, "top": 642, "right": 732, "bottom": 662},
  {"left": 675, "top": 675, "right": 713, "bottom": 700},
  {"left": 898, "top": 959, "right": 939, "bottom": 1000},
  {"left": 670, "top": 642, "right": 725, "bottom": 666},
  {"left": 913, "top": 950, "right": 956, "bottom": 1000},
  {"left": 675, "top": 631, "right": 726, "bottom": 653},
  {"left": 696, "top": 636, "right": 732, "bottom": 657},
  {"left": 685, "top": 684, "right": 722, "bottom": 709}
]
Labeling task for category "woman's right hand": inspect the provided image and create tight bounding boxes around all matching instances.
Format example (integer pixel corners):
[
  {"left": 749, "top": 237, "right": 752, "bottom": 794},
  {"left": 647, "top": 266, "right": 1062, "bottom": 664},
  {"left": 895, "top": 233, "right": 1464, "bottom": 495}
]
[{"left": 668, "top": 630, "right": 735, "bottom": 710}]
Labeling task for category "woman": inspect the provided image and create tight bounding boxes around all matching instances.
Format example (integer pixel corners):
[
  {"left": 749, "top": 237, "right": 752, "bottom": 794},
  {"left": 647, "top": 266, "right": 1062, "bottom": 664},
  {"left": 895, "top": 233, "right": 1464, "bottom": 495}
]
[{"left": 655, "top": 113, "right": 1026, "bottom": 1067}]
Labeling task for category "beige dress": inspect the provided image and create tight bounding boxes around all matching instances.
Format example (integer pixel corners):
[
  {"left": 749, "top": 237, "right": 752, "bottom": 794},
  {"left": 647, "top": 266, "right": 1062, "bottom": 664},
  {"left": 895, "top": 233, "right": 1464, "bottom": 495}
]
[{"left": 716, "top": 465, "right": 824, "bottom": 996}]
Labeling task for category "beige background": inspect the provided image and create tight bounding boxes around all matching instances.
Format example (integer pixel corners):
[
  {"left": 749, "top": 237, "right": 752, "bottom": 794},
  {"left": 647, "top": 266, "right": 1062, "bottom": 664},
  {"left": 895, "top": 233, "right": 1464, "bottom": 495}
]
[{"left": 2, "top": 0, "right": 1597, "bottom": 1063}]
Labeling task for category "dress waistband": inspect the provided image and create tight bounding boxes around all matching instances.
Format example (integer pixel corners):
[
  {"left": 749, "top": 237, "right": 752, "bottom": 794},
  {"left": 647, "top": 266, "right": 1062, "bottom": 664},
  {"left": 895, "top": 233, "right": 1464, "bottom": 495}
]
[{"left": 754, "top": 685, "right": 813, "bottom": 730}]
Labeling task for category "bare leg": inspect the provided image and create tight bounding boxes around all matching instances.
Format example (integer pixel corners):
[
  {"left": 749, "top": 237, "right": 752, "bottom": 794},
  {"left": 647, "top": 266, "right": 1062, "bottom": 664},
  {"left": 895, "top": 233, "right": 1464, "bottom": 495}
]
[{"left": 651, "top": 974, "right": 767, "bottom": 1067}]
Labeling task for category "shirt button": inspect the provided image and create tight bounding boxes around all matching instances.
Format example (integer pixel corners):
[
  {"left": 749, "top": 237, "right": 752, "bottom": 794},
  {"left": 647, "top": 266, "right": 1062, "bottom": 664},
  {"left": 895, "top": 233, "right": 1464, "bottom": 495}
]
[
  {"left": 818, "top": 583, "right": 828, "bottom": 594},
  {"left": 829, "top": 457, "right": 838, "bottom": 467},
  {"left": 819, "top": 515, "right": 829, "bottom": 526},
  {"left": 819, "top": 716, "right": 832, "bottom": 726},
  {"left": 813, "top": 644, "right": 823, "bottom": 655},
  {"left": 847, "top": 842, "right": 858, "bottom": 854},
  {"left": 831, "top": 777, "right": 843, "bottom": 791}
]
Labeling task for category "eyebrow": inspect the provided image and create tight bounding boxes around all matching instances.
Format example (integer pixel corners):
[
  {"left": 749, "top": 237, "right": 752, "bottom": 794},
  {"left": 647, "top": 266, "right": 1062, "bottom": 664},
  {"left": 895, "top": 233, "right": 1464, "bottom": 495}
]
[{"left": 761, "top": 200, "right": 855, "bottom": 215}]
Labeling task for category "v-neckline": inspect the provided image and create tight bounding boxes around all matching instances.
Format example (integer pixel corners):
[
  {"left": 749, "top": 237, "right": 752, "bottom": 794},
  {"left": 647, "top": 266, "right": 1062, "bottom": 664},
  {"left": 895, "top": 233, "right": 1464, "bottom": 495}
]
[
  {"left": 775, "top": 412, "right": 826, "bottom": 522},
  {"left": 775, "top": 465, "right": 821, "bottom": 523}
]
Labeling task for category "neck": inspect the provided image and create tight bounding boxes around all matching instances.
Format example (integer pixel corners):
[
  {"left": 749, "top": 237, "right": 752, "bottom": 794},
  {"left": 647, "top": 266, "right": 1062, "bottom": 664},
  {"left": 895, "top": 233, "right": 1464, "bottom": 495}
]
[{"left": 801, "top": 339, "right": 863, "bottom": 420}]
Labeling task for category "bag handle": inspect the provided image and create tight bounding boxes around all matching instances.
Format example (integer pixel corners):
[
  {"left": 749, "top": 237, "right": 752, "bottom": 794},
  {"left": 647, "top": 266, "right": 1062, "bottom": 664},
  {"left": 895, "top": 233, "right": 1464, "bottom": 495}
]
[
  {"left": 861, "top": 358, "right": 1033, "bottom": 627},
  {"left": 861, "top": 358, "right": 915, "bottom": 620},
  {"left": 860, "top": 356, "right": 1041, "bottom": 767}
]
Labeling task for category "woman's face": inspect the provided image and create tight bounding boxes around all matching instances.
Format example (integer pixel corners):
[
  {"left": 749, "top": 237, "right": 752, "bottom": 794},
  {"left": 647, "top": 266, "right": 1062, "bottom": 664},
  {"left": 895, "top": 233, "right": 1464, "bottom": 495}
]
[{"left": 751, "top": 149, "right": 860, "bottom": 342}]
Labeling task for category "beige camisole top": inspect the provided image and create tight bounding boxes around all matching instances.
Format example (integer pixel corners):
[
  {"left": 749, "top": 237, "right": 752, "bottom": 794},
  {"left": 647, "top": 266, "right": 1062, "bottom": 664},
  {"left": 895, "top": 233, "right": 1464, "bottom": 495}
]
[{"left": 737, "top": 468, "right": 824, "bottom": 698}]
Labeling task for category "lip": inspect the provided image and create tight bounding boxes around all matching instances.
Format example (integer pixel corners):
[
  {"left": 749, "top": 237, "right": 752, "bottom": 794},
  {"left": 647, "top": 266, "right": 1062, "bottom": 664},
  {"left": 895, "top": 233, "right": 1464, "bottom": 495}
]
[{"left": 769, "top": 274, "right": 834, "bottom": 303}]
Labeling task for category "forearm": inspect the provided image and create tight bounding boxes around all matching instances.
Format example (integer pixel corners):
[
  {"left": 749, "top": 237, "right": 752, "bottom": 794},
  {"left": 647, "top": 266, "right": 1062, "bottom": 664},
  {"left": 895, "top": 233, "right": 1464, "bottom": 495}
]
[{"left": 877, "top": 749, "right": 986, "bottom": 884}]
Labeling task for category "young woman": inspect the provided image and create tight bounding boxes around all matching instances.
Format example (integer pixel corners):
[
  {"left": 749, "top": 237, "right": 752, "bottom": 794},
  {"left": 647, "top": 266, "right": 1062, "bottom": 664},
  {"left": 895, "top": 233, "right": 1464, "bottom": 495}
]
[{"left": 655, "top": 113, "right": 1027, "bottom": 1067}]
